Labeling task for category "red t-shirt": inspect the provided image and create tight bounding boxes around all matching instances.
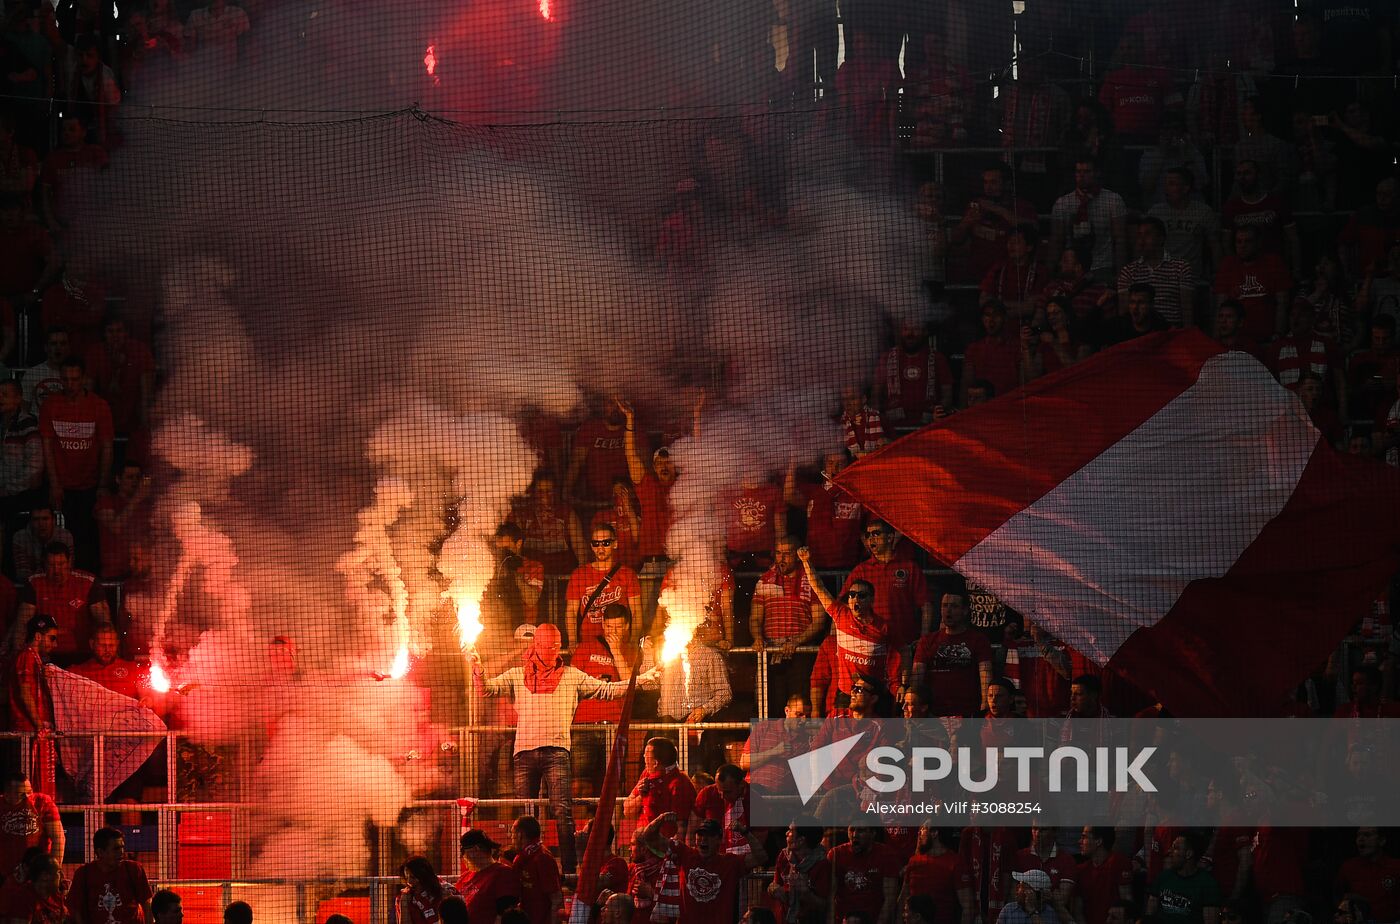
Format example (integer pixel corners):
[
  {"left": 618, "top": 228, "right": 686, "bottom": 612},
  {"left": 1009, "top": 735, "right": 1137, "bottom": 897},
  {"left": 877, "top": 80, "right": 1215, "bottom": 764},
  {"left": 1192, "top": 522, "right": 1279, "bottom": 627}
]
[
  {"left": 67, "top": 657, "right": 141, "bottom": 699},
  {"left": 677, "top": 847, "right": 745, "bottom": 923},
  {"left": 39, "top": 392, "right": 114, "bottom": 490},
  {"left": 565, "top": 564, "right": 641, "bottom": 641},
  {"left": 723, "top": 483, "right": 781, "bottom": 554},
  {"left": 94, "top": 493, "right": 149, "bottom": 580},
  {"left": 635, "top": 471, "right": 674, "bottom": 558},
  {"left": 1253, "top": 826, "right": 1307, "bottom": 901},
  {"left": 691, "top": 783, "right": 753, "bottom": 855},
  {"left": 6, "top": 649, "right": 49, "bottom": 732},
  {"left": 829, "top": 602, "right": 897, "bottom": 696},
  {"left": 1338, "top": 854, "right": 1400, "bottom": 923},
  {"left": 752, "top": 565, "right": 817, "bottom": 641},
  {"left": 1222, "top": 193, "right": 1294, "bottom": 256},
  {"left": 633, "top": 767, "right": 697, "bottom": 840},
  {"left": 905, "top": 851, "right": 961, "bottom": 921},
  {"left": 397, "top": 884, "right": 456, "bottom": 924},
  {"left": 1098, "top": 66, "right": 1171, "bottom": 139},
  {"left": 965, "top": 334, "right": 1022, "bottom": 398},
  {"left": 83, "top": 339, "right": 155, "bottom": 435},
  {"left": 453, "top": 862, "right": 522, "bottom": 922},
  {"left": 510, "top": 842, "right": 560, "bottom": 924},
  {"left": 1213, "top": 254, "right": 1294, "bottom": 342},
  {"left": 23, "top": 570, "right": 103, "bottom": 661},
  {"left": 841, "top": 556, "right": 929, "bottom": 648},
  {"left": 571, "top": 638, "right": 626, "bottom": 723},
  {"left": 810, "top": 637, "right": 839, "bottom": 714},
  {"left": 1013, "top": 846, "right": 1078, "bottom": 888},
  {"left": 1075, "top": 852, "right": 1134, "bottom": 924},
  {"left": 801, "top": 481, "right": 864, "bottom": 569},
  {"left": 68, "top": 860, "right": 153, "bottom": 924},
  {"left": 829, "top": 841, "right": 899, "bottom": 921},
  {"left": 0, "top": 794, "right": 57, "bottom": 880},
  {"left": 810, "top": 636, "right": 900, "bottom": 714},
  {"left": 572, "top": 419, "right": 631, "bottom": 503},
  {"left": 914, "top": 628, "right": 993, "bottom": 717}
]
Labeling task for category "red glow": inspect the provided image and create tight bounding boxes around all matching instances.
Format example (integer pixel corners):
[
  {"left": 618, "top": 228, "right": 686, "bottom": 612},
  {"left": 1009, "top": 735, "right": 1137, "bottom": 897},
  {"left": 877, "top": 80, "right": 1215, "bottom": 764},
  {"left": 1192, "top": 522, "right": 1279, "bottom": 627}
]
[
  {"left": 424, "top": 43, "right": 440, "bottom": 86},
  {"left": 538, "top": 0, "right": 551, "bottom": 20}
]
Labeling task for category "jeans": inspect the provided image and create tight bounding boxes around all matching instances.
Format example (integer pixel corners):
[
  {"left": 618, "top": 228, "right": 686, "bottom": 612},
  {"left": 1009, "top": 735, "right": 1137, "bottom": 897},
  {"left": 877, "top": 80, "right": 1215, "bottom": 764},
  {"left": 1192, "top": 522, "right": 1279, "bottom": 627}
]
[{"left": 513, "top": 746, "right": 577, "bottom": 873}]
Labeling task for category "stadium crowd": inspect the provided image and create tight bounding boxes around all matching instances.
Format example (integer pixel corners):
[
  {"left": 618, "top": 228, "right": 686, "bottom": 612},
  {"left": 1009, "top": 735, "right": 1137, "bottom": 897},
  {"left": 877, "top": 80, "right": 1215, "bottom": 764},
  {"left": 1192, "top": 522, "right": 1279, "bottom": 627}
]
[{"left": 0, "top": 0, "right": 1399, "bottom": 922}]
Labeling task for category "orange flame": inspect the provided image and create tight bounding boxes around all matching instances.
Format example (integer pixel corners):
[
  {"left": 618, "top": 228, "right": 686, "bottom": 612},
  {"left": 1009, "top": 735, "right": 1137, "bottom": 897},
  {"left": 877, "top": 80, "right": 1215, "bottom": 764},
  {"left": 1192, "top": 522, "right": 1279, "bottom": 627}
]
[
  {"left": 660, "top": 622, "right": 692, "bottom": 665},
  {"left": 388, "top": 645, "right": 411, "bottom": 680},
  {"left": 538, "top": 0, "right": 551, "bottom": 20},
  {"left": 457, "top": 600, "right": 484, "bottom": 650},
  {"left": 424, "top": 43, "right": 440, "bottom": 86},
  {"left": 149, "top": 661, "right": 172, "bottom": 693}
]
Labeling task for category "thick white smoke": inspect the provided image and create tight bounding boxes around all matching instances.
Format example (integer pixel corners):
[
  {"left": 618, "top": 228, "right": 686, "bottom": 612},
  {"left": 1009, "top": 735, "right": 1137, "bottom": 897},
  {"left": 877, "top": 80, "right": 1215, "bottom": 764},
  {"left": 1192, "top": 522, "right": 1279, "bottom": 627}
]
[{"left": 65, "top": 0, "right": 939, "bottom": 877}]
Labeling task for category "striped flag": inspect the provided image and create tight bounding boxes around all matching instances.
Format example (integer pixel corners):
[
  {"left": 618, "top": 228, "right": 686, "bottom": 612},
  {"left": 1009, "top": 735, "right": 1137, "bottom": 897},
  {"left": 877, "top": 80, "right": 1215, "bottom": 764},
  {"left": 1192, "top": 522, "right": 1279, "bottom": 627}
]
[{"left": 834, "top": 330, "right": 1400, "bottom": 715}]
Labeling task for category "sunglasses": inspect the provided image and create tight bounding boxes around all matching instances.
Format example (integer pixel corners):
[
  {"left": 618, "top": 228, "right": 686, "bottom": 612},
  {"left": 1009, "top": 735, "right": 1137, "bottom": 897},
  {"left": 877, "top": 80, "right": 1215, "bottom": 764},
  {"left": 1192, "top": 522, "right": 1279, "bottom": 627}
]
[
  {"left": 851, "top": 685, "right": 878, "bottom": 694},
  {"left": 864, "top": 531, "right": 889, "bottom": 539},
  {"left": 591, "top": 539, "right": 614, "bottom": 547},
  {"left": 846, "top": 590, "right": 872, "bottom": 599}
]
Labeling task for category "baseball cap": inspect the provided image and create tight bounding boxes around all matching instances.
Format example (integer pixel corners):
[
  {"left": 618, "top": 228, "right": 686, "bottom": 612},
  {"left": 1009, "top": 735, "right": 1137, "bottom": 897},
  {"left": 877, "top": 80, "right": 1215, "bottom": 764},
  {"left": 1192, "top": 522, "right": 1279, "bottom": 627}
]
[
  {"left": 514, "top": 624, "right": 536, "bottom": 641},
  {"left": 695, "top": 819, "right": 723, "bottom": 837},
  {"left": 460, "top": 829, "right": 500, "bottom": 852},
  {"left": 1012, "top": 869, "right": 1052, "bottom": 891}
]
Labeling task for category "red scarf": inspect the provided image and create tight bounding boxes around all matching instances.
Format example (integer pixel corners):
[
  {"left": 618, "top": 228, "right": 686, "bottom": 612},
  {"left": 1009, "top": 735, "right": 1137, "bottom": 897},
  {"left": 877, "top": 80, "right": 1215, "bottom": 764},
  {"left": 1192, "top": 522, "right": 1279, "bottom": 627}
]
[
  {"left": 523, "top": 624, "right": 565, "bottom": 694},
  {"left": 883, "top": 345, "right": 941, "bottom": 404}
]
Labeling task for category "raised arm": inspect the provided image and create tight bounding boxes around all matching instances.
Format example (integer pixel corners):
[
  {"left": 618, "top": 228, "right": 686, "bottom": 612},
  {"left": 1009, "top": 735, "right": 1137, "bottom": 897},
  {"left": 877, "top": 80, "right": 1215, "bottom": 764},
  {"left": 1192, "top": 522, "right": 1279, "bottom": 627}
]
[
  {"left": 619, "top": 399, "right": 646, "bottom": 485},
  {"left": 796, "top": 546, "right": 835, "bottom": 613}
]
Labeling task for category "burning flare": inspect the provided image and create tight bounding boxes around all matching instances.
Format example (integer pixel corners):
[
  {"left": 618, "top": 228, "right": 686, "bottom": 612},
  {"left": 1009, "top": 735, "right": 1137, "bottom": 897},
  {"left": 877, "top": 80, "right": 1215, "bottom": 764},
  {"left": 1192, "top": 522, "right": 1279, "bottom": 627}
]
[
  {"left": 424, "top": 44, "right": 440, "bottom": 86},
  {"left": 456, "top": 599, "right": 484, "bottom": 650},
  {"left": 149, "top": 661, "right": 172, "bottom": 693},
  {"left": 538, "top": 0, "right": 552, "bottom": 20},
  {"left": 388, "top": 644, "right": 410, "bottom": 680},
  {"left": 660, "top": 621, "right": 692, "bottom": 665}
]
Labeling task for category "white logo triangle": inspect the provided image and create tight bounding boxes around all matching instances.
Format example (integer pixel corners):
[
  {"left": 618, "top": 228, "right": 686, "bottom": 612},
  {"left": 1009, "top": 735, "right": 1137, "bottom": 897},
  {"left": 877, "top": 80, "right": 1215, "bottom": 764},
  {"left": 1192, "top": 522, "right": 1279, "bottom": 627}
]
[{"left": 787, "top": 732, "right": 866, "bottom": 805}]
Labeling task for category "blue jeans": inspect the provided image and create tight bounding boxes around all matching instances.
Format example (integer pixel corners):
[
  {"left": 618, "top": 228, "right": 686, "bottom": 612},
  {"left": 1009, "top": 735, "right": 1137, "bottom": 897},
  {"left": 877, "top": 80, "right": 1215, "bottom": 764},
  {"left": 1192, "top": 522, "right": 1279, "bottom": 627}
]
[{"left": 513, "top": 746, "right": 577, "bottom": 872}]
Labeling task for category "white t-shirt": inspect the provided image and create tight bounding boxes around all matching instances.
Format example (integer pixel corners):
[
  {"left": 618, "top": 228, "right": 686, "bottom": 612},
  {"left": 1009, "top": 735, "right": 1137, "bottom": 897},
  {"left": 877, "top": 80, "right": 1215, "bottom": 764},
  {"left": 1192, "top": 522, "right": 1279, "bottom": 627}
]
[
  {"left": 483, "top": 665, "right": 627, "bottom": 754},
  {"left": 1052, "top": 188, "right": 1127, "bottom": 275}
]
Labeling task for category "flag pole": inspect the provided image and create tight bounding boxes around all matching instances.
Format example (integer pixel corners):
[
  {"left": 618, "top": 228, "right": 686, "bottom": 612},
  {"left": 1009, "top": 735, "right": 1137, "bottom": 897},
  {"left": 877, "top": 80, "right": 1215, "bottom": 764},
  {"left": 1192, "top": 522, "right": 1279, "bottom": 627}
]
[{"left": 570, "top": 654, "right": 642, "bottom": 923}]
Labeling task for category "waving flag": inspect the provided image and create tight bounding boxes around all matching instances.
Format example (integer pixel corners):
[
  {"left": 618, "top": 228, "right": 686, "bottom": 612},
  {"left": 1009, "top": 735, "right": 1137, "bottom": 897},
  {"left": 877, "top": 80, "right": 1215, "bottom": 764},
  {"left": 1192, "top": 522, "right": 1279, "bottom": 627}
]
[
  {"left": 834, "top": 330, "right": 1400, "bottom": 715},
  {"left": 48, "top": 666, "right": 166, "bottom": 801}
]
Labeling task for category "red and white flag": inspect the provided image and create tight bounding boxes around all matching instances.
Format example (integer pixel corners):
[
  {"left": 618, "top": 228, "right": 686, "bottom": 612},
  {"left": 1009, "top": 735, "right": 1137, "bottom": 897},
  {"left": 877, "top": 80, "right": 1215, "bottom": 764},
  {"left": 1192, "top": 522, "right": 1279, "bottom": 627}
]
[{"left": 834, "top": 330, "right": 1400, "bottom": 716}]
